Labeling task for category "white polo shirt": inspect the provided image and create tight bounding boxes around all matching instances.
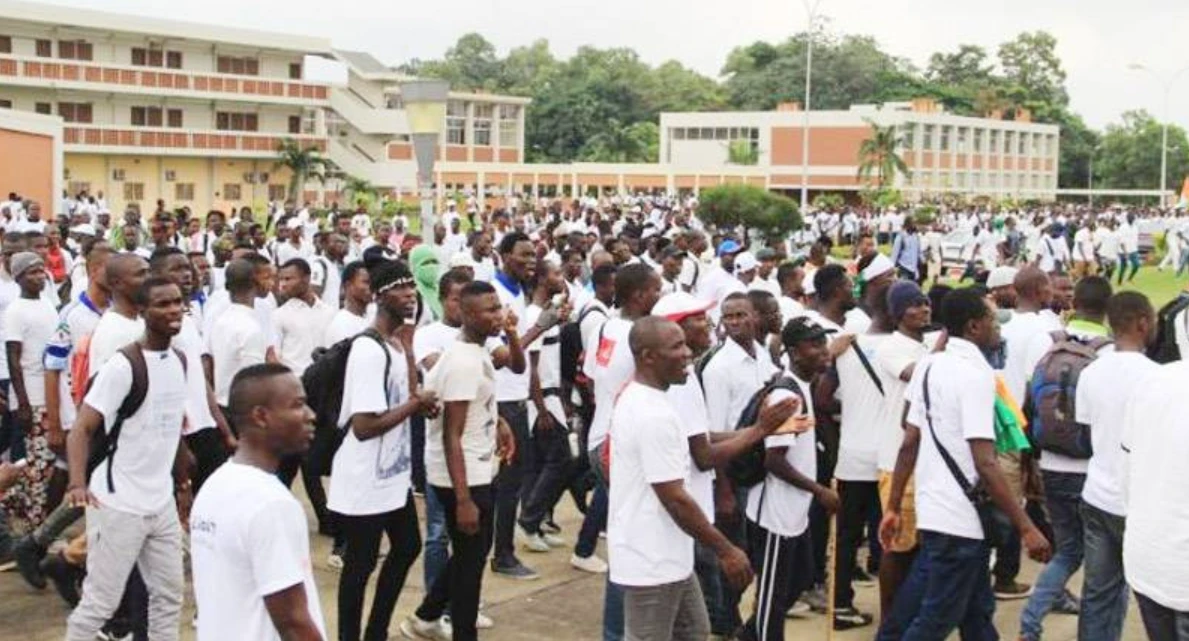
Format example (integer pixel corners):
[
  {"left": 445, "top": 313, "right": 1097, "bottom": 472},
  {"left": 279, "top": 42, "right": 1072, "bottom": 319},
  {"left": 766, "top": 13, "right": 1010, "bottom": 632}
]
[
  {"left": 209, "top": 302, "right": 268, "bottom": 406},
  {"left": 667, "top": 368, "right": 715, "bottom": 521},
  {"left": 701, "top": 338, "right": 778, "bottom": 433},
  {"left": 493, "top": 273, "right": 530, "bottom": 403},
  {"left": 271, "top": 296, "right": 335, "bottom": 375},
  {"left": 834, "top": 334, "right": 890, "bottom": 481}
]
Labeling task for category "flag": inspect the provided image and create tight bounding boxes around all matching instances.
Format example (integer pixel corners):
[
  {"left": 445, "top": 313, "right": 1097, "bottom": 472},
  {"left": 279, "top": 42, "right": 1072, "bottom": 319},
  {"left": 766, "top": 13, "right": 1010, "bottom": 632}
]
[
  {"left": 1178, "top": 176, "right": 1189, "bottom": 209},
  {"left": 994, "top": 375, "right": 1031, "bottom": 454}
]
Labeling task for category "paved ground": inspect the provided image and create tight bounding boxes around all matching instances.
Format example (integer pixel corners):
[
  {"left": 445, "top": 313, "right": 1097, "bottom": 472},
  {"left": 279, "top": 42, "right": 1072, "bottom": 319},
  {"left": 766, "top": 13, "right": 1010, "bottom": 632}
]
[{"left": 1, "top": 481, "right": 1149, "bottom": 640}]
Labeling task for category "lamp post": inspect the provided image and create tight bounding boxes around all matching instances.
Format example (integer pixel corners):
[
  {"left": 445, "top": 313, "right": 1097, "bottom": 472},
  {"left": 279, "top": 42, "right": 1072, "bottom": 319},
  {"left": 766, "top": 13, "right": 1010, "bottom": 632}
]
[
  {"left": 400, "top": 79, "right": 450, "bottom": 241},
  {"left": 1128, "top": 63, "right": 1189, "bottom": 207},
  {"left": 1088, "top": 144, "right": 1102, "bottom": 208},
  {"left": 800, "top": 0, "right": 824, "bottom": 213}
]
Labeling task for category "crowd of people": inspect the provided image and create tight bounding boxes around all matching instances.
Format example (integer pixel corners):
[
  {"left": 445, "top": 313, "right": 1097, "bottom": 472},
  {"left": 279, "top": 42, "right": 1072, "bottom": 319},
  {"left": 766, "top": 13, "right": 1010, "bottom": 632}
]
[{"left": 0, "top": 187, "right": 1187, "bottom": 641}]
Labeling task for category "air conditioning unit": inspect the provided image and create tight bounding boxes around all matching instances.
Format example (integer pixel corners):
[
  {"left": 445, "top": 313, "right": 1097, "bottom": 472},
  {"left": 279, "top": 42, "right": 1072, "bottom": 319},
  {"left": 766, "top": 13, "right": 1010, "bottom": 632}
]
[
  {"left": 112, "top": 169, "right": 126, "bottom": 181},
  {"left": 164, "top": 170, "right": 176, "bottom": 182}
]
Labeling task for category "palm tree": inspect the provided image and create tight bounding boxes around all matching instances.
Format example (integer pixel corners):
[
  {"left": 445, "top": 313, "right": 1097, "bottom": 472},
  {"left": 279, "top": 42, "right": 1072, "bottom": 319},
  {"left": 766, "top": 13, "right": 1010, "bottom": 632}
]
[
  {"left": 274, "top": 139, "right": 327, "bottom": 203},
  {"left": 343, "top": 175, "right": 377, "bottom": 207},
  {"left": 857, "top": 121, "right": 911, "bottom": 189}
]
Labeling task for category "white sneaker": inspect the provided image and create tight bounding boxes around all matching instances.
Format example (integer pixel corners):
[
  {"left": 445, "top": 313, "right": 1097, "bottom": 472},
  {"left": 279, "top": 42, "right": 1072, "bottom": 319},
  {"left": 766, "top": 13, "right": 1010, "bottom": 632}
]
[
  {"left": 570, "top": 553, "right": 608, "bottom": 574},
  {"left": 400, "top": 615, "right": 451, "bottom": 640},
  {"left": 326, "top": 552, "right": 344, "bottom": 570},
  {"left": 542, "top": 532, "right": 566, "bottom": 548},
  {"left": 517, "top": 525, "right": 551, "bottom": 553},
  {"left": 476, "top": 611, "right": 495, "bottom": 629},
  {"left": 785, "top": 601, "right": 812, "bottom": 618}
]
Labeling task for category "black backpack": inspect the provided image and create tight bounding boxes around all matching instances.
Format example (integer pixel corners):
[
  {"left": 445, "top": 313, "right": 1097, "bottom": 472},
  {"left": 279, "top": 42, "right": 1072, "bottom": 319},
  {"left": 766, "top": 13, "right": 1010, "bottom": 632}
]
[
  {"left": 1149, "top": 293, "right": 1189, "bottom": 364},
  {"left": 559, "top": 305, "right": 607, "bottom": 402},
  {"left": 725, "top": 375, "right": 808, "bottom": 488},
  {"left": 86, "top": 343, "right": 188, "bottom": 493},
  {"left": 302, "top": 328, "right": 390, "bottom": 475}
]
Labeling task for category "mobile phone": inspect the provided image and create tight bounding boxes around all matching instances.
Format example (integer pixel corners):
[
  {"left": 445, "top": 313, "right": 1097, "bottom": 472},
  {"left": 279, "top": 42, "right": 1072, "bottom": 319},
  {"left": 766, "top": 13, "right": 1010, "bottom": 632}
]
[
  {"left": 12, "top": 459, "right": 28, "bottom": 469},
  {"left": 551, "top": 293, "right": 566, "bottom": 308}
]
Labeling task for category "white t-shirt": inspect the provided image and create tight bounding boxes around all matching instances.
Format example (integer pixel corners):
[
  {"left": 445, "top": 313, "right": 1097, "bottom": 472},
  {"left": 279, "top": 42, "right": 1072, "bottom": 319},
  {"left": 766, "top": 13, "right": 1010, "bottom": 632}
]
[
  {"left": 328, "top": 336, "right": 412, "bottom": 516},
  {"left": 493, "top": 276, "right": 530, "bottom": 402},
  {"left": 174, "top": 313, "right": 216, "bottom": 434},
  {"left": 525, "top": 304, "right": 565, "bottom": 425},
  {"left": 85, "top": 348, "right": 188, "bottom": 515},
  {"left": 323, "top": 308, "right": 371, "bottom": 346},
  {"left": 44, "top": 294, "right": 104, "bottom": 428},
  {"left": 875, "top": 331, "right": 934, "bottom": 472},
  {"left": 87, "top": 310, "right": 145, "bottom": 381},
  {"left": 3, "top": 296, "right": 58, "bottom": 407},
  {"left": 906, "top": 338, "right": 996, "bottom": 540},
  {"left": 209, "top": 303, "right": 268, "bottom": 406},
  {"left": 1036, "top": 236, "right": 1070, "bottom": 273},
  {"left": 834, "top": 334, "right": 889, "bottom": 481},
  {"left": 271, "top": 297, "right": 335, "bottom": 375},
  {"left": 584, "top": 317, "right": 636, "bottom": 451},
  {"left": 1000, "top": 310, "right": 1062, "bottom": 407},
  {"left": 608, "top": 381, "right": 694, "bottom": 587},
  {"left": 745, "top": 381, "right": 816, "bottom": 537},
  {"left": 191, "top": 462, "right": 326, "bottom": 641},
  {"left": 309, "top": 256, "right": 341, "bottom": 311},
  {"left": 1073, "top": 227, "right": 1095, "bottom": 262},
  {"left": 424, "top": 341, "right": 498, "bottom": 488},
  {"left": 1077, "top": 351, "right": 1158, "bottom": 517},
  {"left": 668, "top": 369, "right": 715, "bottom": 522},
  {"left": 1094, "top": 228, "right": 1118, "bottom": 259},
  {"left": 1122, "top": 361, "right": 1189, "bottom": 612}
]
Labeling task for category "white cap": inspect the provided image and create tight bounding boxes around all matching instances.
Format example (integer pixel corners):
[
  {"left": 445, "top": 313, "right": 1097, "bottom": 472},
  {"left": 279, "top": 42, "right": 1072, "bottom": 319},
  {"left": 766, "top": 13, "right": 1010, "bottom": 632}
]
[
  {"left": 860, "top": 253, "right": 894, "bottom": 281},
  {"left": 986, "top": 266, "right": 1018, "bottom": 290},
  {"left": 449, "top": 252, "right": 476, "bottom": 269},
  {"left": 70, "top": 223, "right": 97, "bottom": 236},
  {"left": 652, "top": 292, "right": 715, "bottom": 322},
  {"left": 734, "top": 251, "right": 758, "bottom": 274}
]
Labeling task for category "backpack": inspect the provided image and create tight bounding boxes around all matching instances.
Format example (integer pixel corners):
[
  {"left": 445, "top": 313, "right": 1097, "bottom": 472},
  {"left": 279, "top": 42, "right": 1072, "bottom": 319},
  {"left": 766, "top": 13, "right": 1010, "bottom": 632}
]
[
  {"left": 1027, "top": 330, "right": 1111, "bottom": 459},
  {"left": 725, "top": 375, "right": 808, "bottom": 488},
  {"left": 302, "top": 328, "right": 390, "bottom": 476},
  {"left": 559, "top": 305, "right": 607, "bottom": 405},
  {"left": 86, "top": 343, "right": 188, "bottom": 493},
  {"left": 1148, "top": 294, "right": 1189, "bottom": 364}
]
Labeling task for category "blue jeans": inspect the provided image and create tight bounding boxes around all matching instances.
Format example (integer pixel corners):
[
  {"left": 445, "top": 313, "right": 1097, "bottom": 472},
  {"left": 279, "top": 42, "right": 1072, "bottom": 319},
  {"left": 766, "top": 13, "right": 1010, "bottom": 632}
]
[
  {"left": 587, "top": 448, "right": 623, "bottom": 641},
  {"left": 1137, "top": 591, "right": 1189, "bottom": 641},
  {"left": 422, "top": 483, "right": 449, "bottom": 593},
  {"left": 1019, "top": 471, "right": 1085, "bottom": 641},
  {"left": 900, "top": 530, "right": 997, "bottom": 641},
  {"left": 877, "top": 549, "right": 929, "bottom": 641},
  {"left": 1079, "top": 502, "right": 1129, "bottom": 641}
]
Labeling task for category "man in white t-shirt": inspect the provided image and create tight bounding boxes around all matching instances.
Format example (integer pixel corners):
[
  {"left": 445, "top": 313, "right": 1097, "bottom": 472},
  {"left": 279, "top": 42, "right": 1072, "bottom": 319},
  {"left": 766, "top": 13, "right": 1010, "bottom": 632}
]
[
  {"left": 208, "top": 259, "right": 268, "bottom": 412},
  {"left": 403, "top": 280, "right": 515, "bottom": 641},
  {"left": 272, "top": 258, "right": 335, "bottom": 377},
  {"left": 609, "top": 317, "right": 752, "bottom": 641},
  {"left": 323, "top": 262, "right": 374, "bottom": 346},
  {"left": 327, "top": 260, "right": 437, "bottom": 641},
  {"left": 64, "top": 278, "right": 190, "bottom": 641},
  {"left": 1074, "top": 292, "right": 1157, "bottom": 641},
  {"left": 1120, "top": 360, "right": 1189, "bottom": 638},
  {"left": 881, "top": 288, "right": 1050, "bottom": 640},
  {"left": 1034, "top": 225, "right": 1070, "bottom": 275},
  {"left": 1072, "top": 222, "right": 1097, "bottom": 278},
  {"left": 190, "top": 363, "right": 326, "bottom": 641}
]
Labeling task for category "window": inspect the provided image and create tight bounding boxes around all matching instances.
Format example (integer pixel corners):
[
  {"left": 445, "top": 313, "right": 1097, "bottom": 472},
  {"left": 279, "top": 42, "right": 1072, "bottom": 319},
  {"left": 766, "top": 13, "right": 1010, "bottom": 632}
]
[
  {"left": 58, "top": 40, "right": 93, "bottom": 61},
  {"left": 216, "top": 55, "right": 259, "bottom": 76},
  {"left": 922, "top": 125, "right": 934, "bottom": 150},
  {"left": 714, "top": 128, "right": 728, "bottom": 140},
  {"left": 288, "top": 62, "right": 302, "bottom": 80},
  {"left": 900, "top": 125, "right": 914, "bottom": 150},
  {"left": 35, "top": 102, "right": 51, "bottom": 115},
  {"left": 1004, "top": 131, "right": 1015, "bottom": 155},
  {"left": 215, "top": 112, "right": 258, "bottom": 132},
  {"left": 112, "top": 168, "right": 126, "bottom": 181},
  {"left": 164, "top": 170, "right": 176, "bottom": 182},
  {"left": 472, "top": 103, "right": 493, "bottom": 146},
  {"left": 288, "top": 115, "right": 301, "bottom": 134},
  {"left": 989, "top": 130, "right": 1000, "bottom": 153},
  {"left": 0, "top": 99, "right": 10, "bottom": 109},
  {"left": 498, "top": 105, "right": 520, "bottom": 148},
  {"left": 174, "top": 183, "right": 195, "bottom": 201},
  {"left": 1018, "top": 133, "right": 1027, "bottom": 155},
  {"left": 123, "top": 182, "right": 145, "bottom": 202},
  {"left": 268, "top": 184, "right": 287, "bottom": 201},
  {"left": 167, "top": 109, "right": 182, "bottom": 128},
  {"left": 688, "top": 128, "right": 701, "bottom": 140},
  {"left": 971, "top": 173, "right": 981, "bottom": 188},
  {"left": 67, "top": 181, "right": 91, "bottom": 195},
  {"left": 131, "top": 47, "right": 182, "bottom": 68},
  {"left": 0, "top": 36, "right": 10, "bottom": 54},
  {"left": 167, "top": 51, "right": 182, "bottom": 69},
  {"left": 939, "top": 126, "right": 951, "bottom": 152},
  {"left": 973, "top": 129, "right": 983, "bottom": 153},
  {"left": 131, "top": 106, "right": 164, "bottom": 127},
  {"left": 58, "top": 102, "right": 93, "bottom": 124},
  {"left": 445, "top": 100, "right": 467, "bottom": 145},
  {"left": 956, "top": 127, "right": 968, "bottom": 153},
  {"left": 672, "top": 128, "right": 686, "bottom": 140},
  {"left": 223, "top": 183, "right": 242, "bottom": 200},
  {"left": 35, "top": 39, "right": 51, "bottom": 58}
]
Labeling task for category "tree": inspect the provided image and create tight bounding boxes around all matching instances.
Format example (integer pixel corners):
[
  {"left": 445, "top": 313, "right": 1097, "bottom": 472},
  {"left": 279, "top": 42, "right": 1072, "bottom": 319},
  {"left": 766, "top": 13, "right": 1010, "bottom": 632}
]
[
  {"left": 997, "top": 31, "right": 1069, "bottom": 120},
  {"left": 857, "top": 121, "right": 910, "bottom": 188},
  {"left": 727, "top": 140, "right": 759, "bottom": 166},
  {"left": 343, "top": 175, "right": 378, "bottom": 207},
  {"left": 579, "top": 120, "right": 658, "bottom": 162},
  {"left": 697, "top": 184, "right": 801, "bottom": 241},
  {"left": 926, "top": 45, "right": 994, "bottom": 86},
  {"left": 274, "top": 139, "right": 326, "bottom": 203},
  {"left": 1095, "top": 110, "right": 1189, "bottom": 190}
]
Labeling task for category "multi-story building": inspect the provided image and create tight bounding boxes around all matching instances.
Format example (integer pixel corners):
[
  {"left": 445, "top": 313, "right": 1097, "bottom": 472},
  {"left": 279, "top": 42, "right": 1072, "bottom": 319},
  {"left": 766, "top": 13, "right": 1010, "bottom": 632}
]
[{"left": 0, "top": 0, "right": 1061, "bottom": 216}]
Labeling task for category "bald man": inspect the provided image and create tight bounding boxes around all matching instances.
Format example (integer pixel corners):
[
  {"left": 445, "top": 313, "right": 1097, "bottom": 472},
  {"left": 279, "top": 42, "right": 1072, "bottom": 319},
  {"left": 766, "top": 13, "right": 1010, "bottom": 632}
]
[{"left": 608, "top": 316, "right": 752, "bottom": 641}]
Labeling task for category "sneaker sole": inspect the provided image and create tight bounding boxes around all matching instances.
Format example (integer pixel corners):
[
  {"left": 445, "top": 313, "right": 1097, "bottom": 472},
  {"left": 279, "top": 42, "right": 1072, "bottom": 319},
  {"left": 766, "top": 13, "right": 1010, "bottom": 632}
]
[{"left": 492, "top": 570, "right": 540, "bottom": 581}]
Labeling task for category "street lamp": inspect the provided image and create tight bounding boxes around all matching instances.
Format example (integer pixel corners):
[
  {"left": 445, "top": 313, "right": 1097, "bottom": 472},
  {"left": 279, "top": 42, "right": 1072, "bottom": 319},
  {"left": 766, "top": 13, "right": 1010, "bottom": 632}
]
[
  {"left": 400, "top": 79, "right": 450, "bottom": 241},
  {"left": 1128, "top": 63, "right": 1189, "bottom": 207},
  {"left": 1088, "top": 143, "right": 1102, "bottom": 208},
  {"left": 800, "top": 0, "right": 824, "bottom": 214}
]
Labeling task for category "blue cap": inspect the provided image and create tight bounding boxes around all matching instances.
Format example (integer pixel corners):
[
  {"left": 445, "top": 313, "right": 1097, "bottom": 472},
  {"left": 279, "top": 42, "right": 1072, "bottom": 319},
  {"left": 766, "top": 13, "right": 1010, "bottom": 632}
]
[{"left": 717, "top": 239, "right": 742, "bottom": 256}]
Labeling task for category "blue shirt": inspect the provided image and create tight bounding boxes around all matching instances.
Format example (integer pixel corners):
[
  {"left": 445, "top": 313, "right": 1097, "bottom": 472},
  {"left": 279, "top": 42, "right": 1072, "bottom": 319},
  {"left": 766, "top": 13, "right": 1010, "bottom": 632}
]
[{"left": 891, "top": 232, "right": 921, "bottom": 275}]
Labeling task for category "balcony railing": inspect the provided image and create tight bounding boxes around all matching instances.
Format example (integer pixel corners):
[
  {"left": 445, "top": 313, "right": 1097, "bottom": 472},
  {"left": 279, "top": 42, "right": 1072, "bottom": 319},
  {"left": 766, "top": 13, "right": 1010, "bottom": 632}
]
[
  {"left": 63, "top": 125, "right": 327, "bottom": 153},
  {"left": 0, "top": 55, "right": 328, "bottom": 102}
]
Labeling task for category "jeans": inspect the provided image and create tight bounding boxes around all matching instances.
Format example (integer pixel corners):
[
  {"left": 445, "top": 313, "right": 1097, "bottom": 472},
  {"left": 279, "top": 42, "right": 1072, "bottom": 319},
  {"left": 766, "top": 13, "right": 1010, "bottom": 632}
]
[
  {"left": 575, "top": 482, "right": 607, "bottom": 558},
  {"left": 518, "top": 413, "right": 572, "bottom": 534},
  {"left": 587, "top": 447, "right": 624, "bottom": 641},
  {"left": 1117, "top": 252, "right": 1140, "bottom": 284},
  {"left": 899, "top": 530, "right": 997, "bottom": 641},
  {"left": 623, "top": 575, "right": 710, "bottom": 641},
  {"left": 1079, "top": 503, "right": 1129, "bottom": 641},
  {"left": 422, "top": 481, "right": 450, "bottom": 593},
  {"left": 66, "top": 504, "right": 184, "bottom": 641},
  {"left": 411, "top": 414, "right": 427, "bottom": 494},
  {"left": 835, "top": 480, "right": 879, "bottom": 608},
  {"left": 1177, "top": 248, "right": 1189, "bottom": 278},
  {"left": 492, "top": 401, "right": 531, "bottom": 568},
  {"left": 336, "top": 497, "right": 422, "bottom": 641},
  {"left": 877, "top": 548, "right": 930, "bottom": 641},
  {"left": 0, "top": 504, "right": 11, "bottom": 559},
  {"left": 1137, "top": 591, "right": 1189, "bottom": 641},
  {"left": 694, "top": 540, "right": 731, "bottom": 636},
  {"left": 715, "top": 485, "right": 750, "bottom": 632},
  {"left": 992, "top": 528, "right": 1021, "bottom": 586},
  {"left": 182, "top": 428, "right": 228, "bottom": 495},
  {"left": 1019, "top": 471, "right": 1085, "bottom": 641},
  {"left": 416, "top": 486, "right": 495, "bottom": 641}
]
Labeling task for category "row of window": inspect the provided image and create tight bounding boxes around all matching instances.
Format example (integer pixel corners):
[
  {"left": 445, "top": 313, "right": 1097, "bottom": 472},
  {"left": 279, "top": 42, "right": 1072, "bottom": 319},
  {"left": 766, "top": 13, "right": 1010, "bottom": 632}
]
[
  {"left": 910, "top": 172, "right": 1054, "bottom": 190},
  {"left": 904, "top": 125, "right": 1057, "bottom": 157},
  {"left": 670, "top": 127, "right": 760, "bottom": 142},
  {"left": 0, "top": 35, "right": 303, "bottom": 79},
  {"left": 20, "top": 100, "right": 304, "bottom": 134},
  {"left": 103, "top": 182, "right": 289, "bottom": 203}
]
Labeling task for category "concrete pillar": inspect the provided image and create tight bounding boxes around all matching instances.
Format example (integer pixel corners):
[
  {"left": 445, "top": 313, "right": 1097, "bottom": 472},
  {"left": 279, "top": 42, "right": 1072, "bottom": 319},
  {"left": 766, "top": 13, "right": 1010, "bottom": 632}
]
[{"left": 477, "top": 171, "right": 486, "bottom": 209}]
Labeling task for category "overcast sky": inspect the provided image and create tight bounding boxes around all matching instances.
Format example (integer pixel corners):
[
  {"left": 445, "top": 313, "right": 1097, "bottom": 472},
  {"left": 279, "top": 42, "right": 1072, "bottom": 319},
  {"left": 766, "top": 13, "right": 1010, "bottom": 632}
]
[{"left": 63, "top": 0, "right": 1189, "bottom": 132}]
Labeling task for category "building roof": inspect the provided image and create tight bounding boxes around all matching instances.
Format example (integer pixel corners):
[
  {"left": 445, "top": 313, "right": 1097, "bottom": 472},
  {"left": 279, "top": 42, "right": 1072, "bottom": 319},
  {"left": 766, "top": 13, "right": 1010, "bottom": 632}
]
[
  {"left": 333, "top": 49, "right": 394, "bottom": 76},
  {"left": 0, "top": 0, "right": 333, "bottom": 54}
]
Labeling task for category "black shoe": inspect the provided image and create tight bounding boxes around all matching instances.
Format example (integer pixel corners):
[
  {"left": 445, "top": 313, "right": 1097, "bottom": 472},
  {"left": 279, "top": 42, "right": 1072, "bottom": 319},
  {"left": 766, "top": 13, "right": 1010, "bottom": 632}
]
[
  {"left": 833, "top": 606, "right": 874, "bottom": 630},
  {"left": 13, "top": 536, "right": 47, "bottom": 590},
  {"left": 852, "top": 566, "right": 876, "bottom": 587},
  {"left": 490, "top": 558, "right": 539, "bottom": 580},
  {"left": 541, "top": 520, "right": 562, "bottom": 535},
  {"left": 41, "top": 553, "right": 83, "bottom": 607}
]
